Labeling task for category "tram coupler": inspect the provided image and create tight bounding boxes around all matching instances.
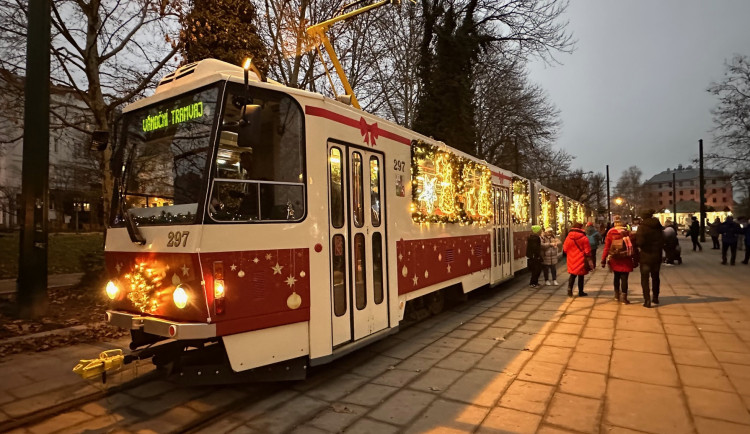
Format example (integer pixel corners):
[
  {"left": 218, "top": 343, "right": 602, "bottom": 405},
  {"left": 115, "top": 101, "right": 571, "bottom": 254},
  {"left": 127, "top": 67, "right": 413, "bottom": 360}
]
[{"left": 72, "top": 349, "right": 125, "bottom": 383}]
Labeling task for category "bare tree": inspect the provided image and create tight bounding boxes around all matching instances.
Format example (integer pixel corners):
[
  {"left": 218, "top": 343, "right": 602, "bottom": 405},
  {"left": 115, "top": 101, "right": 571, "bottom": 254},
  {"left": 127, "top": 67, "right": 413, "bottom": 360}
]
[
  {"left": 0, "top": 0, "right": 185, "bottom": 224},
  {"left": 707, "top": 54, "right": 750, "bottom": 179},
  {"left": 614, "top": 166, "right": 643, "bottom": 218}
]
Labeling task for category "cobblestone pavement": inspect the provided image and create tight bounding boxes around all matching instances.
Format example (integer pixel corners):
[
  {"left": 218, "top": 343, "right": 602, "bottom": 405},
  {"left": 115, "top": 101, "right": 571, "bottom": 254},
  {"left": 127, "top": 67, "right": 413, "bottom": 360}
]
[{"left": 2, "top": 247, "right": 750, "bottom": 433}]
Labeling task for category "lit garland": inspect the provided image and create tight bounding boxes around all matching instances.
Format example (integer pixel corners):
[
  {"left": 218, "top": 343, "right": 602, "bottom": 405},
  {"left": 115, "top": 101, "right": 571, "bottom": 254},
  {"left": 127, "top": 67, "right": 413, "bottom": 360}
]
[
  {"left": 539, "top": 189, "right": 552, "bottom": 230},
  {"left": 411, "top": 141, "right": 492, "bottom": 224},
  {"left": 556, "top": 197, "right": 566, "bottom": 234},
  {"left": 568, "top": 199, "right": 576, "bottom": 224},
  {"left": 511, "top": 177, "right": 531, "bottom": 224},
  {"left": 125, "top": 263, "right": 165, "bottom": 313},
  {"left": 577, "top": 203, "right": 586, "bottom": 223}
]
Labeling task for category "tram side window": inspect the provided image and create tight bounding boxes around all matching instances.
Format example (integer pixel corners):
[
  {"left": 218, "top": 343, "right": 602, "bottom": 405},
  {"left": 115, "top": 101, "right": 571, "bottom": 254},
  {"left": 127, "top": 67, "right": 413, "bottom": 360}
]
[
  {"left": 329, "top": 148, "right": 344, "bottom": 228},
  {"left": 373, "top": 232, "right": 384, "bottom": 304},
  {"left": 354, "top": 233, "right": 367, "bottom": 310},
  {"left": 352, "top": 153, "right": 364, "bottom": 228},
  {"left": 332, "top": 234, "right": 347, "bottom": 317},
  {"left": 209, "top": 83, "right": 305, "bottom": 223},
  {"left": 370, "top": 157, "right": 381, "bottom": 227}
]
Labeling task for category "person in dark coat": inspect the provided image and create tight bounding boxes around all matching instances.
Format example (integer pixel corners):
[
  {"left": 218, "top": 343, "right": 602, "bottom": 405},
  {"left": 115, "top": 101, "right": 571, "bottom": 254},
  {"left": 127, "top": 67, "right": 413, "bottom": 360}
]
[
  {"left": 601, "top": 216, "right": 638, "bottom": 304},
  {"left": 743, "top": 221, "right": 750, "bottom": 265},
  {"left": 526, "top": 225, "right": 543, "bottom": 287},
  {"left": 635, "top": 209, "right": 664, "bottom": 307},
  {"left": 709, "top": 217, "right": 721, "bottom": 249},
  {"left": 688, "top": 216, "right": 702, "bottom": 251},
  {"left": 663, "top": 223, "right": 680, "bottom": 265},
  {"left": 563, "top": 222, "right": 591, "bottom": 297},
  {"left": 719, "top": 216, "right": 742, "bottom": 265}
]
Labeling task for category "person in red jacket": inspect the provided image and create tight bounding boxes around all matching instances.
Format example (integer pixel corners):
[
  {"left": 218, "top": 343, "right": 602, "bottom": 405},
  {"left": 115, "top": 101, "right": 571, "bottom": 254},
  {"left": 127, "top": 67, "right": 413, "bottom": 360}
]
[
  {"left": 601, "top": 216, "right": 639, "bottom": 304},
  {"left": 563, "top": 222, "right": 591, "bottom": 297}
]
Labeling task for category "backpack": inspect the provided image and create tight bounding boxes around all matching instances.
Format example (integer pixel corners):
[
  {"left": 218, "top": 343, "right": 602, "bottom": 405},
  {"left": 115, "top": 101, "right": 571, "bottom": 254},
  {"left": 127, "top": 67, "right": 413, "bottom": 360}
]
[
  {"left": 609, "top": 230, "right": 633, "bottom": 258},
  {"left": 587, "top": 233, "right": 598, "bottom": 249}
]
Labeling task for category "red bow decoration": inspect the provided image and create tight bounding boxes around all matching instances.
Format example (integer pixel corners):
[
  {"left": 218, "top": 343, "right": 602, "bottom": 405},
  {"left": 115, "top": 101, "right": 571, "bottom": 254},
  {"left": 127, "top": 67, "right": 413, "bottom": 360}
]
[{"left": 359, "top": 117, "right": 379, "bottom": 147}]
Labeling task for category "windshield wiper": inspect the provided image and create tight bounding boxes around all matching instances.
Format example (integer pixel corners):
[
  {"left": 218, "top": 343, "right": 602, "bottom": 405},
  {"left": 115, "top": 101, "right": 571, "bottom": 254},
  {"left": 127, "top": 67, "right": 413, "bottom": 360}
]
[{"left": 120, "top": 144, "right": 147, "bottom": 246}]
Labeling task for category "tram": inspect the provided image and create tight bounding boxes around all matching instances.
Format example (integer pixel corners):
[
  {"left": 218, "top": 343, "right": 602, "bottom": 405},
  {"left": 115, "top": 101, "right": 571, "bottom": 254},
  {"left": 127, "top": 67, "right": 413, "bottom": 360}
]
[{"left": 85, "top": 57, "right": 588, "bottom": 383}]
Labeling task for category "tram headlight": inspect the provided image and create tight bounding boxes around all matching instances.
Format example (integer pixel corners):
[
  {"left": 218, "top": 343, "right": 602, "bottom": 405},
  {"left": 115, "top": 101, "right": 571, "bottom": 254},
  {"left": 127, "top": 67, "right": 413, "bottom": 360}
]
[
  {"left": 105, "top": 280, "right": 119, "bottom": 300},
  {"left": 213, "top": 261, "right": 226, "bottom": 315},
  {"left": 173, "top": 285, "right": 189, "bottom": 309}
]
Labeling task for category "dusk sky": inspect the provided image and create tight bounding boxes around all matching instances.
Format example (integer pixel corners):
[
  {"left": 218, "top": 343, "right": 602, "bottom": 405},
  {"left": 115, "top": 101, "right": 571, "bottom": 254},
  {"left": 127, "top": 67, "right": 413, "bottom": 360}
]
[{"left": 527, "top": 0, "right": 750, "bottom": 188}]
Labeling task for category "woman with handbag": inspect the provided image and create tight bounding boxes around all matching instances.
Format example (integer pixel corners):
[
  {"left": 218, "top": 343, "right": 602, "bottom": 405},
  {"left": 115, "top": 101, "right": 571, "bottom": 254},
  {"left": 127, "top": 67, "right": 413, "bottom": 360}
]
[
  {"left": 563, "top": 222, "right": 592, "bottom": 297},
  {"left": 601, "top": 216, "right": 638, "bottom": 304}
]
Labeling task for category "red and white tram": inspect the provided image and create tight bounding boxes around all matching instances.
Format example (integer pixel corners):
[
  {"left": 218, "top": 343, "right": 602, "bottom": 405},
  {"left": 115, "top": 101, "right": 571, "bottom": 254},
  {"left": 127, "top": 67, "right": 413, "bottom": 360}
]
[{"left": 99, "top": 58, "right": 586, "bottom": 383}]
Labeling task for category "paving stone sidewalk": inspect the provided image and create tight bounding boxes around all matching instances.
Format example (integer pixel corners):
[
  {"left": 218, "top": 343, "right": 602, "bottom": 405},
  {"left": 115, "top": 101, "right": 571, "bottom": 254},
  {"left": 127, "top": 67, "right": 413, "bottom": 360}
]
[
  {"left": 202, "top": 247, "right": 750, "bottom": 433},
  {"left": 2, "top": 248, "right": 749, "bottom": 433}
]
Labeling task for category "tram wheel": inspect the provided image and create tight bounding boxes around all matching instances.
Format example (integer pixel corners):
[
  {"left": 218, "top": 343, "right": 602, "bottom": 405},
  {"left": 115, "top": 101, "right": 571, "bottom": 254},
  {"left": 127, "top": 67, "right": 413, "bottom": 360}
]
[{"left": 426, "top": 291, "right": 445, "bottom": 315}]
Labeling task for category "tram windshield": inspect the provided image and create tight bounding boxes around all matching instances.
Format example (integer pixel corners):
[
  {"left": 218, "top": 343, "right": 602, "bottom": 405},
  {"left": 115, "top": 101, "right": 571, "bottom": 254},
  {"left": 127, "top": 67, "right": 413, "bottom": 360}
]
[{"left": 114, "top": 84, "right": 221, "bottom": 226}]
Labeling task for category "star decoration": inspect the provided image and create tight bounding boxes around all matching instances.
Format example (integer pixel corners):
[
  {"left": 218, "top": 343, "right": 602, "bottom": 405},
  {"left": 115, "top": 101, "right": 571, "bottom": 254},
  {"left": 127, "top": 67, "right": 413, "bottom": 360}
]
[
  {"left": 447, "top": 264, "right": 452, "bottom": 273},
  {"left": 272, "top": 263, "right": 284, "bottom": 275},
  {"left": 433, "top": 245, "right": 437, "bottom": 251},
  {"left": 230, "top": 264, "right": 237, "bottom": 271},
  {"left": 401, "top": 266, "right": 408, "bottom": 277},
  {"left": 181, "top": 264, "right": 190, "bottom": 276},
  {"left": 398, "top": 253, "right": 403, "bottom": 261},
  {"left": 253, "top": 257, "right": 260, "bottom": 264},
  {"left": 265, "top": 253, "right": 273, "bottom": 261},
  {"left": 285, "top": 275, "right": 297, "bottom": 287},
  {"left": 424, "top": 270, "right": 429, "bottom": 278},
  {"left": 412, "top": 274, "right": 419, "bottom": 286},
  {"left": 467, "top": 259, "right": 472, "bottom": 267},
  {"left": 115, "top": 263, "right": 122, "bottom": 273},
  {"left": 238, "top": 270, "right": 245, "bottom": 278},
  {"left": 299, "top": 271, "right": 306, "bottom": 278}
]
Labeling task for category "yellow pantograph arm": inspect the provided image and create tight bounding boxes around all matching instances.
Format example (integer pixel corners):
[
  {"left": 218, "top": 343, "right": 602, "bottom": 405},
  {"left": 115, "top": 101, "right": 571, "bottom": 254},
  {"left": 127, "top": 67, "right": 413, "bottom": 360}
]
[{"left": 305, "top": 0, "right": 396, "bottom": 110}]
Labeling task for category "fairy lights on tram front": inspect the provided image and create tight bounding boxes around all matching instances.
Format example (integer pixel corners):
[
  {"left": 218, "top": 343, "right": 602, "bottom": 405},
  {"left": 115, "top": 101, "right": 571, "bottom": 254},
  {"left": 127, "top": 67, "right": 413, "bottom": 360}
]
[{"left": 511, "top": 178, "right": 530, "bottom": 224}]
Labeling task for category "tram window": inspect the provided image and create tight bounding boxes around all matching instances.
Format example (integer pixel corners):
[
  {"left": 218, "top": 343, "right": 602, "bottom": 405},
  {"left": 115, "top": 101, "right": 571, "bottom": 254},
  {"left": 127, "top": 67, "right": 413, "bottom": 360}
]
[
  {"left": 210, "top": 83, "right": 305, "bottom": 223},
  {"left": 352, "top": 153, "right": 364, "bottom": 228},
  {"left": 373, "top": 232, "right": 384, "bottom": 304},
  {"left": 329, "top": 148, "right": 344, "bottom": 228},
  {"left": 354, "top": 233, "right": 366, "bottom": 310},
  {"left": 332, "top": 234, "right": 347, "bottom": 317},
  {"left": 369, "top": 157, "right": 381, "bottom": 227}
]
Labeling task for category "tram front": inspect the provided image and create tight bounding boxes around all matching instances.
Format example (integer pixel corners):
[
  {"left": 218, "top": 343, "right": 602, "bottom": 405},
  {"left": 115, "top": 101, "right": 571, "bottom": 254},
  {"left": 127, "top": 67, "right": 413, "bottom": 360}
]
[{"left": 91, "top": 59, "right": 310, "bottom": 383}]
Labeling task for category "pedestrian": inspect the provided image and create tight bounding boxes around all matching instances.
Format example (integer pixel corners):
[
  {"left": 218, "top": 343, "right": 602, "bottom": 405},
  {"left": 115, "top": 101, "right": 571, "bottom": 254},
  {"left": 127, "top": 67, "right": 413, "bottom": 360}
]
[
  {"left": 738, "top": 216, "right": 748, "bottom": 251},
  {"left": 743, "top": 219, "right": 750, "bottom": 265},
  {"left": 709, "top": 217, "right": 721, "bottom": 249},
  {"left": 688, "top": 216, "right": 702, "bottom": 251},
  {"left": 635, "top": 209, "right": 664, "bottom": 307},
  {"left": 540, "top": 227, "right": 560, "bottom": 286},
  {"left": 526, "top": 225, "right": 543, "bottom": 287},
  {"left": 601, "top": 216, "right": 637, "bottom": 304},
  {"left": 719, "top": 216, "right": 742, "bottom": 266},
  {"left": 663, "top": 221, "right": 679, "bottom": 265},
  {"left": 586, "top": 222, "right": 602, "bottom": 264},
  {"left": 563, "top": 222, "right": 591, "bottom": 297}
]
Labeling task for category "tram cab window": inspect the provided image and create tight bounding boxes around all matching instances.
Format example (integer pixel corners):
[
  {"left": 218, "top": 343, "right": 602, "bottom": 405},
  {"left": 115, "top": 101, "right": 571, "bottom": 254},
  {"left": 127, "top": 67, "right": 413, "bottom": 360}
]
[{"left": 209, "top": 83, "right": 305, "bottom": 222}]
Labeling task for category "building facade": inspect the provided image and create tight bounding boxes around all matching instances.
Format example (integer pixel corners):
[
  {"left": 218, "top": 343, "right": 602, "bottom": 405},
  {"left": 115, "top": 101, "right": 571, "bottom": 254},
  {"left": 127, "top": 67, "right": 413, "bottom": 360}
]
[
  {"left": 0, "top": 72, "right": 102, "bottom": 230},
  {"left": 643, "top": 165, "right": 733, "bottom": 213}
]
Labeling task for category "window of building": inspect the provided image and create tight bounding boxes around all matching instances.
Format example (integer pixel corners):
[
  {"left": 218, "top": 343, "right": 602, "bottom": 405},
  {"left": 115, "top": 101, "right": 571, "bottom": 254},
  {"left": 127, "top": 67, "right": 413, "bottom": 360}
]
[
  {"left": 679, "top": 191, "right": 683, "bottom": 196},
  {"left": 712, "top": 189, "right": 716, "bottom": 194},
  {"left": 712, "top": 180, "right": 716, "bottom": 184},
  {"left": 690, "top": 189, "right": 694, "bottom": 194},
  {"left": 658, "top": 183, "right": 662, "bottom": 188},
  {"left": 669, "top": 199, "right": 672, "bottom": 204},
  {"left": 712, "top": 198, "right": 717, "bottom": 203},
  {"left": 659, "top": 200, "right": 663, "bottom": 205},
  {"left": 691, "top": 181, "right": 695, "bottom": 186},
  {"left": 679, "top": 181, "right": 682, "bottom": 186},
  {"left": 722, "top": 188, "right": 726, "bottom": 193}
]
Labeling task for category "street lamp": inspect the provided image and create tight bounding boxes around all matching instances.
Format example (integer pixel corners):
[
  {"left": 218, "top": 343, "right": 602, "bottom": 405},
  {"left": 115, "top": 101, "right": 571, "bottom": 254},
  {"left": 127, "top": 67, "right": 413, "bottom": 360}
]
[{"left": 615, "top": 197, "right": 623, "bottom": 206}]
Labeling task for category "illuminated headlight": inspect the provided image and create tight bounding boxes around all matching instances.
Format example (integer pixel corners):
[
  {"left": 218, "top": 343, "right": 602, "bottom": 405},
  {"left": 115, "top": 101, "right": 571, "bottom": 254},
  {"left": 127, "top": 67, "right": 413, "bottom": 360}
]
[
  {"left": 105, "top": 281, "right": 119, "bottom": 300},
  {"left": 173, "top": 285, "right": 189, "bottom": 309},
  {"left": 214, "top": 279, "right": 225, "bottom": 299}
]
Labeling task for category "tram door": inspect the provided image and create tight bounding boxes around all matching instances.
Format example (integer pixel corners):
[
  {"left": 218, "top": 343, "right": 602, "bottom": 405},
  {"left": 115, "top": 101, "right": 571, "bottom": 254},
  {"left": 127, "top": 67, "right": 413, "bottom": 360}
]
[
  {"left": 491, "top": 186, "right": 513, "bottom": 281},
  {"left": 327, "top": 144, "right": 389, "bottom": 347}
]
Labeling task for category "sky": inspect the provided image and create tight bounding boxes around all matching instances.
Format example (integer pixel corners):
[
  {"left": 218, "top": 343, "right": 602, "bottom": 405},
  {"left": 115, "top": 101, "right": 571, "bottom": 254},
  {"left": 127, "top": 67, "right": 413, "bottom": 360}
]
[{"left": 526, "top": 0, "right": 750, "bottom": 187}]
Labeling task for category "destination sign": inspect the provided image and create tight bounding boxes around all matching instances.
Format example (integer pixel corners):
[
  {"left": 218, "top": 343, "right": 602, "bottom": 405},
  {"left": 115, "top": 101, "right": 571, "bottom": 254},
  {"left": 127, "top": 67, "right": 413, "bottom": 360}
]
[{"left": 142, "top": 101, "right": 204, "bottom": 132}]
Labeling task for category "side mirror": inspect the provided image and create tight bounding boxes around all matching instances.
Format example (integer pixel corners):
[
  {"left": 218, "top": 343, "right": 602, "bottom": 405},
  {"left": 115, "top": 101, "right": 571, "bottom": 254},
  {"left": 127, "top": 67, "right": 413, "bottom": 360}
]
[
  {"left": 90, "top": 130, "right": 110, "bottom": 151},
  {"left": 238, "top": 104, "right": 261, "bottom": 148}
]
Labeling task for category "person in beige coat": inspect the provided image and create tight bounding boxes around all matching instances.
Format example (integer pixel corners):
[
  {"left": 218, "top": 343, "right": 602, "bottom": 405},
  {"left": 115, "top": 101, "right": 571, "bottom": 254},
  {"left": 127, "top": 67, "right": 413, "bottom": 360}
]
[{"left": 541, "top": 227, "right": 560, "bottom": 285}]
